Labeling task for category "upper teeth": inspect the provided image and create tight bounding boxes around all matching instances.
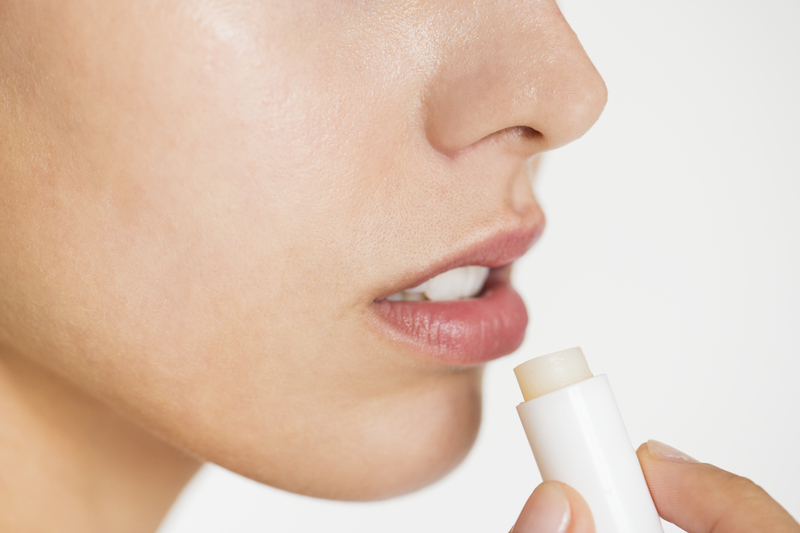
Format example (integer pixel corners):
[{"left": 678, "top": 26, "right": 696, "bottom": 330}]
[{"left": 386, "top": 266, "right": 490, "bottom": 302}]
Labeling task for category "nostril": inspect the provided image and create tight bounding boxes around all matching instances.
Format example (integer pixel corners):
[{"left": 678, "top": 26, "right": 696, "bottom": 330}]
[
  {"left": 504, "top": 126, "right": 542, "bottom": 142},
  {"left": 482, "top": 126, "right": 544, "bottom": 157}
]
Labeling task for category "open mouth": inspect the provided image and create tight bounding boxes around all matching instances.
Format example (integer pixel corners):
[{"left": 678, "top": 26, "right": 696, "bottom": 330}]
[
  {"left": 367, "top": 223, "right": 544, "bottom": 367},
  {"left": 382, "top": 265, "right": 491, "bottom": 302},
  {"left": 370, "top": 264, "right": 528, "bottom": 366}
]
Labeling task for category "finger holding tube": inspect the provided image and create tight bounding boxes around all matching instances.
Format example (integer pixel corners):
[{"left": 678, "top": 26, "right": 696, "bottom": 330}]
[
  {"left": 511, "top": 481, "right": 595, "bottom": 533},
  {"left": 637, "top": 440, "right": 800, "bottom": 533}
]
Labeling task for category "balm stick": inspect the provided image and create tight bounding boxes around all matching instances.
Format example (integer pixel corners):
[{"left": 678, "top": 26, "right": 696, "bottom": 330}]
[{"left": 514, "top": 347, "right": 663, "bottom": 533}]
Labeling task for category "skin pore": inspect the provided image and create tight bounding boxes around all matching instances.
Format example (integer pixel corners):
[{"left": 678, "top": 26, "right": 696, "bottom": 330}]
[{"left": 0, "top": 0, "right": 606, "bottom": 531}]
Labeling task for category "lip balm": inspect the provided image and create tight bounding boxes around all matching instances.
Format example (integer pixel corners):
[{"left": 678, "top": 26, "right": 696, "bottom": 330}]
[{"left": 514, "top": 347, "right": 664, "bottom": 533}]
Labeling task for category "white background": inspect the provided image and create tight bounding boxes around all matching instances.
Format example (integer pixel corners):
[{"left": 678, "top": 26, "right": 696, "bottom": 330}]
[{"left": 159, "top": 0, "right": 800, "bottom": 531}]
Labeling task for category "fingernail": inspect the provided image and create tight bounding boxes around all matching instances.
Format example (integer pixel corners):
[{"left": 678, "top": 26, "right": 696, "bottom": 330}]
[
  {"left": 646, "top": 439, "right": 699, "bottom": 463},
  {"left": 512, "top": 481, "right": 570, "bottom": 533}
]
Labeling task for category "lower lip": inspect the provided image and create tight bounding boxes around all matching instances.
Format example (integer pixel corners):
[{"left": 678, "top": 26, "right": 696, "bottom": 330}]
[{"left": 369, "top": 269, "right": 528, "bottom": 366}]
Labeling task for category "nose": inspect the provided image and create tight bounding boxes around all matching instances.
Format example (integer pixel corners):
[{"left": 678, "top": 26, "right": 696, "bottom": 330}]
[{"left": 422, "top": 0, "right": 607, "bottom": 156}]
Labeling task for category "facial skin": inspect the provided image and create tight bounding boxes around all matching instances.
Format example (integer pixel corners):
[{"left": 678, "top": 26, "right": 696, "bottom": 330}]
[{"left": 0, "top": 0, "right": 605, "bottom": 523}]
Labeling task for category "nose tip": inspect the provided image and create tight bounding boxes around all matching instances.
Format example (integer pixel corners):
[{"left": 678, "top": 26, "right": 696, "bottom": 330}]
[{"left": 422, "top": 0, "right": 607, "bottom": 156}]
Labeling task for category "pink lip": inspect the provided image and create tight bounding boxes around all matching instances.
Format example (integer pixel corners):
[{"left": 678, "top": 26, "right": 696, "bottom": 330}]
[{"left": 368, "top": 223, "right": 544, "bottom": 366}]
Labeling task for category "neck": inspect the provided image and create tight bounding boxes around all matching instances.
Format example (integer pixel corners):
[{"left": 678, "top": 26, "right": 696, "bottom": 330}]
[{"left": 0, "top": 353, "right": 201, "bottom": 533}]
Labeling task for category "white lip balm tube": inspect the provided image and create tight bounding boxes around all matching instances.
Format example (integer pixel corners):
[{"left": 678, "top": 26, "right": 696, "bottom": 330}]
[{"left": 514, "top": 347, "right": 663, "bottom": 533}]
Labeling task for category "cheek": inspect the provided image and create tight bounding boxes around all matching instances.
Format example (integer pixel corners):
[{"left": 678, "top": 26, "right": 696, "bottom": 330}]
[{"left": 1, "top": 1, "right": 487, "bottom": 500}]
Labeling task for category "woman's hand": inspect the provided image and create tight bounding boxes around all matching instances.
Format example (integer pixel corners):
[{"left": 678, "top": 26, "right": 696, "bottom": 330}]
[
  {"left": 638, "top": 440, "right": 799, "bottom": 533},
  {"left": 510, "top": 440, "right": 800, "bottom": 533}
]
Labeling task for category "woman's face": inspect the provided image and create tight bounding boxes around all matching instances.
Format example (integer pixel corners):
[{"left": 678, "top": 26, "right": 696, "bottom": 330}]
[{"left": 0, "top": 0, "right": 605, "bottom": 499}]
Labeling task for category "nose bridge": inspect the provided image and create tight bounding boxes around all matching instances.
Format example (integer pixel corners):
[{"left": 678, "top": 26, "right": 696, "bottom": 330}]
[{"left": 423, "top": 0, "right": 607, "bottom": 155}]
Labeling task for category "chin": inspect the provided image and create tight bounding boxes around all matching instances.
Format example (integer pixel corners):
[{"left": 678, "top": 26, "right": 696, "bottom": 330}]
[
  {"left": 345, "top": 372, "right": 484, "bottom": 501},
  {"left": 225, "top": 367, "right": 484, "bottom": 502}
]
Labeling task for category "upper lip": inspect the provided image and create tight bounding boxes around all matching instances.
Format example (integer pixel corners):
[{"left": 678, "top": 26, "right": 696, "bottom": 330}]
[{"left": 374, "top": 218, "right": 545, "bottom": 301}]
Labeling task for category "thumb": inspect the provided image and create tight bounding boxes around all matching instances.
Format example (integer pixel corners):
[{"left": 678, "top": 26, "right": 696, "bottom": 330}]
[
  {"left": 638, "top": 440, "right": 800, "bottom": 533},
  {"left": 511, "top": 481, "right": 595, "bottom": 533}
]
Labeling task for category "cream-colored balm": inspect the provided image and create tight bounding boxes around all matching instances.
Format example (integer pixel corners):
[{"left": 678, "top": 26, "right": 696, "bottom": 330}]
[{"left": 514, "top": 347, "right": 664, "bottom": 533}]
